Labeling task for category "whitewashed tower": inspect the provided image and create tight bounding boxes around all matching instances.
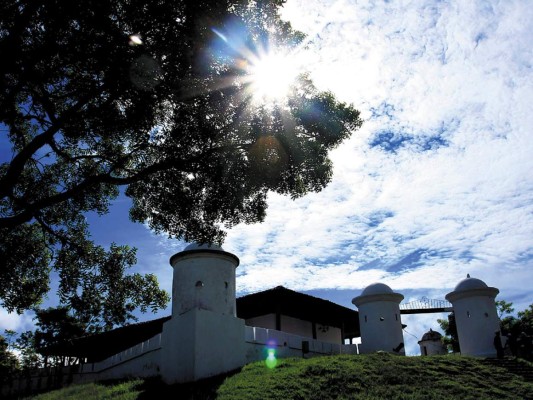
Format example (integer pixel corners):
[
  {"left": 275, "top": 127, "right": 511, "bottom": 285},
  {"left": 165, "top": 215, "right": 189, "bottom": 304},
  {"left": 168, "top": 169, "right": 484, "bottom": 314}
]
[
  {"left": 418, "top": 329, "right": 447, "bottom": 356},
  {"left": 445, "top": 276, "right": 500, "bottom": 357},
  {"left": 352, "top": 283, "right": 405, "bottom": 354},
  {"left": 160, "top": 243, "right": 245, "bottom": 383}
]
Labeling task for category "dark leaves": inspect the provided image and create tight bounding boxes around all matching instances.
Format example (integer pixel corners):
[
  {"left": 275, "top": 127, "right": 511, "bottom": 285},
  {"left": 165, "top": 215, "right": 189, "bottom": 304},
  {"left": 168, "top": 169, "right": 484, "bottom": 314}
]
[{"left": 0, "top": 0, "right": 361, "bottom": 314}]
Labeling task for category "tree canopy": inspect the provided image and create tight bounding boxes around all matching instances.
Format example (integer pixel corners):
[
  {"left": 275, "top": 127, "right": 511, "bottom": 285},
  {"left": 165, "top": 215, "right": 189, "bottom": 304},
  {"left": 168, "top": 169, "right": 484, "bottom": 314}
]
[
  {"left": 0, "top": 331, "right": 19, "bottom": 383},
  {"left": 437, "top": 312, "right": 460, "bottom": 353},
  {"left": 0, "top": 0, "right": 362, "bottom": 315},
  {"left": 501, "top": 302, "right": 533, "bottom": 337}
]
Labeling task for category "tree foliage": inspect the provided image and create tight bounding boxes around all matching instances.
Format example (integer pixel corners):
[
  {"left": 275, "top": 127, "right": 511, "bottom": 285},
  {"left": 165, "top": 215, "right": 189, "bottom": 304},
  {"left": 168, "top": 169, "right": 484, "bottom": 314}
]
[
  {"left": 438, "top": 301, "right": 533, "bottom": 357},
  {"left": 0, "top": 331, "right": 20, "bottom": 383},
  {"left": 517, "top": 304, "right": 533, "bottom": 334},
  {"left": 22, "top": 307, "right": 87, "bottom": 367},
  {"left": 0, "top": 0, "right": 362, "bottom": 314},
  {"left": 500, "top": 302, "right": 533, "bottom": 337},
  {"left": 496, "top": 299, "right": 514, "bottom": 319},
  {"left": 437, "top": 312, "right": 460, "bottom": 353}
]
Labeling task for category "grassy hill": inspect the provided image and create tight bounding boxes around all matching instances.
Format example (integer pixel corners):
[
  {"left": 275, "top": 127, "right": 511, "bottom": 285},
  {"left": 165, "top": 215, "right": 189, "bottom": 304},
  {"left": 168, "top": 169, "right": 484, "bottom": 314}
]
[{"left": 23, "top": 354, "right": 533, "bottom": 400}]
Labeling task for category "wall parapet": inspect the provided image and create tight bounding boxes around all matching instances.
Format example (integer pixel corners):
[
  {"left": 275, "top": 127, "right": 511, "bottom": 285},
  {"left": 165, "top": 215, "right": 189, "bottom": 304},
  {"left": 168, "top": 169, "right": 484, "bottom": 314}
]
[
  {"left": 3, "top": 325, "right": 359, "bottom": 397},
  {"left": 244, "top": 325, "right": 358, "bottom": 364},
  {"left": 80, "top": 333, "right": 162, "bottom": 374}
]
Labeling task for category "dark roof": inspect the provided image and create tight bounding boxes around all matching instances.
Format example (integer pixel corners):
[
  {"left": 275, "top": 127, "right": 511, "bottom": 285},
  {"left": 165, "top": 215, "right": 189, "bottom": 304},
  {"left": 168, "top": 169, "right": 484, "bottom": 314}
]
[
  {"left": 419, "top": 329, "right": 442, "bottom": 342},
  {"left": 238, "top": 286, "right": 359, "bottom": 338},
  {"left": 39, "top": 286, "right": 359, "bottom": 361},
  {"left": 39, "top": 316, "right": 171, "bottom": 362}
]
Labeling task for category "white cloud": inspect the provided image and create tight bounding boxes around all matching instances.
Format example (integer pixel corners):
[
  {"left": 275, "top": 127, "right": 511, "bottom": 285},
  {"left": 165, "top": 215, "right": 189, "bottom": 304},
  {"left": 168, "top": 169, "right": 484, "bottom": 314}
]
[
  {"left": 0, "top": 309, "right": 35, "bottom": 333},
  {"left": 5, "top": 1, "right": 531, "bottom": 354},
  {"left": 221, "top": 0, "right": 533, "bottom": 306},
  {"left": 61, "top": 1, "right": 530, "bottom": 335}
]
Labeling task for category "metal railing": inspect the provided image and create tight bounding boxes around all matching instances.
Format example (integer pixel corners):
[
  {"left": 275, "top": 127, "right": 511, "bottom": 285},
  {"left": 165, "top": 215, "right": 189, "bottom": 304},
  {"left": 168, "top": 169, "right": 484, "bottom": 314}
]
[{"left": 399, "top": 297, "right": 453, "bottom": 314}]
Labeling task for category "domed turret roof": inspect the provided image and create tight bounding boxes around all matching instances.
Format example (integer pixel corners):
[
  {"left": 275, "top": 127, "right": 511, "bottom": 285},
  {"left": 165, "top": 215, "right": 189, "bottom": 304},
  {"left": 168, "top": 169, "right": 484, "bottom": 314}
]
[
  {"left": 184, "top": 242, "right": 223, "bottom": 251},
  {"left": 353, "top": 282, "right": 403, "bottom": 306},
  {"left": 453, "top": 277, "right": 488, "bottom": 292},
  {"left": 420, "top": 329, "right": 442, "bottom": 342},
  {"left": 361, "top": 282, "right": 394, "bottom": 296},
  {"left": 446, "top": 276, "right": 498, "bottom": 303}
]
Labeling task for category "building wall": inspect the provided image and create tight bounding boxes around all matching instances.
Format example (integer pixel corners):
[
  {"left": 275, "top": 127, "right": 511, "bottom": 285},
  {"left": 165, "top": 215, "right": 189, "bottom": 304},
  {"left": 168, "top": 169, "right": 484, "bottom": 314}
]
[
  {"left": 77, "top": 333, "right": 162, "bottom": 381},
  {"left": 1, "top": 335, "right": 163, "bottom": 398},
  {"left": 452, "top": 295, "right": 500, "bottom": 357},
  {"left": 357, "top": 300, "right": 404, "bottom": 354},
  {"left": 281, "top": 315, "right": 313, "bottom": 338},
  {"left": 244, "top": 325, "right": 358, "bottom": 364},
  {"left": 419, "top": 340, "right": 447, "bottom": 356},
  {"left": 245, "top": 313, "right": 276, "bottom": 329},
  {"left": 161, "top": 308, "right": 246, "bottom": 384},
  {"left": 244, "top": 313, "right": 343, "bottom": 344},
  {"left": 316, "top": 323, "right": 342, "bottom": 344}
]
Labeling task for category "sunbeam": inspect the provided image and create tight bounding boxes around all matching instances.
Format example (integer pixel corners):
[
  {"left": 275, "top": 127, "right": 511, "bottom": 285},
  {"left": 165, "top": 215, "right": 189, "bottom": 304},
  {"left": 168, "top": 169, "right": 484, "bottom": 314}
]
[
  {"left": 210, "top": 23, "right": 305, "bottom": 107},
  {"left": 245, "top": 50, "right": 300, "bottom": 102}
]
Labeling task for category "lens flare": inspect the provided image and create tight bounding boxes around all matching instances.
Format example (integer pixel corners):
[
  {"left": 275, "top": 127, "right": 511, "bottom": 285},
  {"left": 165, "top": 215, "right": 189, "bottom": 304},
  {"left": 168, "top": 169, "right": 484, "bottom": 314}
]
[
  {"left": 265, "top": 348, "right": 277, "bottom": 369},
  {"left": 128, "top": 34, "right": 143, "bottom": 46},
  {"left": 265, "top": 340, "right": 278, "bottom": 369},
  {"left": 209, "top": 21, "right": 304, "bottom": 105}
]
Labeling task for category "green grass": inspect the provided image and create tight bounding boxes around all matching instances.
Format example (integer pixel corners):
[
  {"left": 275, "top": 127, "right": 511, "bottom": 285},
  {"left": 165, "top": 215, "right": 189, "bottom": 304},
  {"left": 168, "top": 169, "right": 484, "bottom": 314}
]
[
  {"left": 20, "top": 354, "right": 533, "bottom": 400},
  {"left": 21, "top": 374, "right": 227, "bottom": 400},
  {"left": 25, "top": 379, "right": 143, "bottom": 400},
  {"left": 218, "top": 354, "right": 533, "bottom": 400}
]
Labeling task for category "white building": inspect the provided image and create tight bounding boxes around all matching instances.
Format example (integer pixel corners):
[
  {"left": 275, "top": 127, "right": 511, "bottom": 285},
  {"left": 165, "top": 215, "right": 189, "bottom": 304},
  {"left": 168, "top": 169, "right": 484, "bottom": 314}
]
[
  {"left": 16, "top": 244, "right": 359, "bottom": 393},
  {"left": 445, "top": 276, "right": 500, "bottom": 357},
  {"left": 418, "top": 329, "right": 447, "bottom": 356},
  {"left": 160, "top": 243, "right": 245, "bottom": 383},
  {"left": 352, "top": 283, "right": 405, "bottom": 355},
  {"left": 4, "top": 245, "right": 504, "bottom": 396}
]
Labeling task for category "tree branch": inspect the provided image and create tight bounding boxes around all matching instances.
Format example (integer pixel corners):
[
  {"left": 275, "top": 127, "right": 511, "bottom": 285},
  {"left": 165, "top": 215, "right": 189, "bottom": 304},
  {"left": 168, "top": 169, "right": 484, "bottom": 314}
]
[
  {"left": 0, "top": 156, "right": 180, "bottom": 229},
  {"left": 0, "top": 97, "right": 90, "bottom": 199}
]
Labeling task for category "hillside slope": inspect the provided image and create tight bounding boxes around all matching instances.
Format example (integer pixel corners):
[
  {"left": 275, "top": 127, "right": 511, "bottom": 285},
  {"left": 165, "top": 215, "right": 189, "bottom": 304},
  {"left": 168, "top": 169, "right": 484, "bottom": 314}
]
[
  {"left": 217, "top": 354, "right": 533, "bottom": 400},
  {"left": 24, "top": 354, "right": 533, "bottom": 400}
]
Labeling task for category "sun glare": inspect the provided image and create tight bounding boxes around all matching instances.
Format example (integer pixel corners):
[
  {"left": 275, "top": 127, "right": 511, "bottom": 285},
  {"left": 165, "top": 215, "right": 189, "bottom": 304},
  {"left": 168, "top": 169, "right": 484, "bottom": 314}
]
[
  {"left": 247, "top": 52, "right": 299, "bottom": 102},
  {"left": 210, "top": 25, "right": 305, "bottom": 105}
]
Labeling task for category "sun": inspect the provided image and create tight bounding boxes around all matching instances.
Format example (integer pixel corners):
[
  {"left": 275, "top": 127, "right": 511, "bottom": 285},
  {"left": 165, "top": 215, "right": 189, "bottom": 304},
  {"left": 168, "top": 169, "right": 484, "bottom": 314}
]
[
  {"left": 246, "top": 52, "right": 299, "bottom": 102},
  {"left": 210, "top": 26, "right": 305, "bottom": 105}
]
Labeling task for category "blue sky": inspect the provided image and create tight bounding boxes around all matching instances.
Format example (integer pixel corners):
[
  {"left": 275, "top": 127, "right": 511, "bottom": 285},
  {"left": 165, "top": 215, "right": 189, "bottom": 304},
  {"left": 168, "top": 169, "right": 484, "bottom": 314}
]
[{"left": 2, "top": 0, "right": 532, "bottom": 356}]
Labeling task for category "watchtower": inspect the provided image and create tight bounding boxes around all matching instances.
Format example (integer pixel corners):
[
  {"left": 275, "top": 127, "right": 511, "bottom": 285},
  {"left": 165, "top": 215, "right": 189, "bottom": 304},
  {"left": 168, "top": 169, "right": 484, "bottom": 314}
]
[
  {"left": 352, "top": 283, "right": 405, "bottom": 354},
  {"left": 445, "top": 276, "right": 499, "bottom": 357},
  {"left": 160, "top": 243, "right": 245, "bottom": 383}
]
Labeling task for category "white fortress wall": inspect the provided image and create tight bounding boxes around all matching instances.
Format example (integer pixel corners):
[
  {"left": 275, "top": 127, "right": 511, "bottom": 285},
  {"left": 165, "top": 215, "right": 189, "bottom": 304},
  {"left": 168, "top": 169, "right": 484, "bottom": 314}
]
[
  {"left": 1, "top": 333, "right": 163, "bottom": 397},
  {"left": 244, "top": 325, "right": 358, "bottom": 364},
  {"left": 78, "top": 332, "right": 163, "bottom": 380}
]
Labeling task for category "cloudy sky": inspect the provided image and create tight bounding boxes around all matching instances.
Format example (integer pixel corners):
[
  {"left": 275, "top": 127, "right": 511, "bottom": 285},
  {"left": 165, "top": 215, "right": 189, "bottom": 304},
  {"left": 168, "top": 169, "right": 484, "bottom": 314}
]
[{"left": 2, "top": 0, "right": 532, "bottom": 356}]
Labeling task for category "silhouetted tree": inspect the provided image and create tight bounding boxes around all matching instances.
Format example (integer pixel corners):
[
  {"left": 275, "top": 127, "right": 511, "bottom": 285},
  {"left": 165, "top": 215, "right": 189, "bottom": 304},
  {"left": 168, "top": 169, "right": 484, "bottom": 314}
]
[
  {"left": 437, "top": 312, "right": 460, "bottom": 353},
  {"left": 0, "top": 0, "right": 362, "bottom": 316},
  {"left": 496, "top": 299, "right": 514, "bottom": 319},
  {"left": 0, "top": 331, "right": 20, "bottom": 383},
  {"left": 13, "top": 331, "right": 41, "bottom": 370},
  {"left": 499, "top": 302, "right": 533, "bottom": 360}
]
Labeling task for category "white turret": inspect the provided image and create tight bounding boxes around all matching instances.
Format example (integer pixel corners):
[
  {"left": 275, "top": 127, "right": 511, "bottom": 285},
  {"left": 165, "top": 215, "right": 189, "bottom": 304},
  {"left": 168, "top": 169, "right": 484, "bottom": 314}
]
[
  {"left": 445, "top": 276, "right": 500, "bottom": 357},
  {"left": 169, "top": 242, "right": 239, "bottom": 316},
  {"left": 161, "top": 243, "right": 245, "bottom": 383},
  {"left": 352, "top": 283, "right": 405, "bottom": 354},
  {"left": 418, "top": 329, "right": 447, "bottom": 355}
]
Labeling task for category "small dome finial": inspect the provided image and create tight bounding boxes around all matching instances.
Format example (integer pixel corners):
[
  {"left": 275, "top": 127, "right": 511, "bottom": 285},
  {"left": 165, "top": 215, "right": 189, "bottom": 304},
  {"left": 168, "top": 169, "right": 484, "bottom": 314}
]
[{"left": 467, "top": 273, "right": 470, "bottom": 278}]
